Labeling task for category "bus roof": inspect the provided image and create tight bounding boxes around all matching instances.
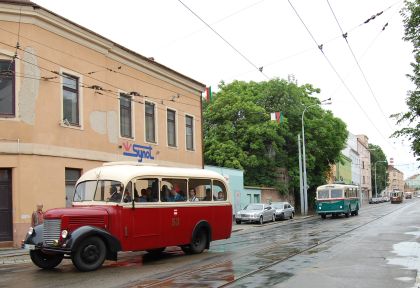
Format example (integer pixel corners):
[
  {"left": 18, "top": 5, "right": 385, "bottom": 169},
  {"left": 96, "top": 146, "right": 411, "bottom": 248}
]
[
  {"left": 77, "top": 162, "right": 228, "bottom": 185},
  {"left": 317, "top": 184, "right": 359, "bottom": 190}
]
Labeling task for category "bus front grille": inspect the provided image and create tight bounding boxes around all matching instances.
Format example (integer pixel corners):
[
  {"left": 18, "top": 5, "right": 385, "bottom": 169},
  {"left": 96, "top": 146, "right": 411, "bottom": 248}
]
[{"left": 43, "top": 219, "right": 61, "bottom": 246}]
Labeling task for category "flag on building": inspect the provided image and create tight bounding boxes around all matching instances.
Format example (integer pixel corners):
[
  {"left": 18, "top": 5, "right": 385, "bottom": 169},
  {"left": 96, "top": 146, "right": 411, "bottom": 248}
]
[
  {"left": 205, "top": 86, "right": 212, "bottom": 102},
  {"left": 270, "top": 112, "right": 283, "bottom": 124}
]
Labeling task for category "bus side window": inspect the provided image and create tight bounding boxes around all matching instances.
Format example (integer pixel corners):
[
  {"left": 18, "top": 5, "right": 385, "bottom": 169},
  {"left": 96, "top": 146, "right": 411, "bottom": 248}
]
[
  {"left": 162, "top": 178, "right": 187, "bottom": 202},
  {"left": 213, "top": 180, "right": 227, "bottom": 201},
  {"left": 189, "top": 178, "right": 212, "bottom": 201}
]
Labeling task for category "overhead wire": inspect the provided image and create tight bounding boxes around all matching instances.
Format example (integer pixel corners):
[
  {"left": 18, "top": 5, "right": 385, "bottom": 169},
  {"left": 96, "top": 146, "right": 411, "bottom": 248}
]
[
  {"left": 177, "top": 0, "right": 270, "bottom": 80},
  {"left": 287, "top": 0, "right": 396, "bottom": 151},
  {"left": 326, "top": 0, "right": 396, "bottom": 132}
]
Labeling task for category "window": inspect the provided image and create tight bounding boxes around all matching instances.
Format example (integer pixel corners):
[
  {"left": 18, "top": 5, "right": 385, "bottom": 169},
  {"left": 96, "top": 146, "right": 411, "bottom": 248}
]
[
  {"left": 213, "top": 180, "right": 227, "bottom": 201},
  {"left": 363, "top": 176, "right": 365, "bottom": 184},
  {"left": 0, "top": 60, "right": 15, "bottom": 117},
  {"left": 317, "top": 190, "right": 329, "bottom": 199},
  {"left": 145, "top": 102, "right": 156, "bottom": 143},
  {"left": 189, "top": 178, "right": 212, "bottom": 201},
  {"left": 186, "top": 115, "right": 194, "bottom": 150},
  {"left": 65, "top": 168, "right": 81, "bottom": 207},
  {"left": 161, "top": 178, "right": 187, "bottom": 202},
  {"left": 62, "top": 73, "right": 79, "bottom": 125},
  {"left": 133, "top": 178, "right": 159, "bottom": 202},
  {"left": 253, "top": 194, "right": 260, "bottom": 203},
  {"left": 331, "top": 189, "right": 343, "bottom": 198},
  {"left": 120, "top": 93, "right": 132, "bottom": 138},
  {"left": 167, "top": 109, "right": 176, "bottom": 147}
]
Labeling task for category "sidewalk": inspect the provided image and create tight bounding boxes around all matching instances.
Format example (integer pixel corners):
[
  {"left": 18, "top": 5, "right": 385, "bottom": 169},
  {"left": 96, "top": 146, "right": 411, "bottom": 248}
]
[{"left": 0, "top": 247, "right": 30, "bottom": 265}]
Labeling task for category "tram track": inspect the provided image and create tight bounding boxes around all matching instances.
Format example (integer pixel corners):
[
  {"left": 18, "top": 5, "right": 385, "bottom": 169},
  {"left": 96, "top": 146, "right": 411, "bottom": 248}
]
[{"left": 128, "top": 200, "right": 415, "bottom": 288}]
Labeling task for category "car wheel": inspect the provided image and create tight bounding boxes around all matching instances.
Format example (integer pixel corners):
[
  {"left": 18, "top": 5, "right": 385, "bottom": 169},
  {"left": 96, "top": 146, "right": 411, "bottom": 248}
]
[
  {"left": 259, "top": 216, "right": 264, "bottom": 225},
  {"left": 272, "top": 214, "right": 275, "bottom": 222},
  {"left": 71, "top": 236, "right": 106, "bottom": 272},
  {"left": 30, "top": 250, "right": 63, "bottom": 269},
  {"left": 290, "top": 212, "right": 294, "bottom": 219}
]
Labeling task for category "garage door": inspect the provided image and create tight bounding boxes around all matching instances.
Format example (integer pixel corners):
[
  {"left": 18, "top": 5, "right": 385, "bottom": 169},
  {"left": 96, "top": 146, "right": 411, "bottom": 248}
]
[{"left": 0, "top": 169, "right": 12, "bottom": 241}]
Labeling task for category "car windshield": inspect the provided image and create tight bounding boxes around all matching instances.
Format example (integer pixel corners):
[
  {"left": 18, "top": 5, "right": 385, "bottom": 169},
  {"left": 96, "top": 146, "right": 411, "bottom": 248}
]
[
  {"left": 74, "top": 180, "right": 123, "bottom": 202},
  {"left": 271, "top": 203, "right": 285, "bottom": 209},
  {"left": 244, "top": 204, "right": 263, "bottom": 211}
]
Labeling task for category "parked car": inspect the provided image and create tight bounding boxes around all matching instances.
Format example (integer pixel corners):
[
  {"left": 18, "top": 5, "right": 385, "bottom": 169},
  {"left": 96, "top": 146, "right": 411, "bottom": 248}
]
[
  {"left": 271, "top": 202, "right": 295, "bottom": 220},
  {"left": 235, "top": 203, "right": 275, "bottom": 225}
]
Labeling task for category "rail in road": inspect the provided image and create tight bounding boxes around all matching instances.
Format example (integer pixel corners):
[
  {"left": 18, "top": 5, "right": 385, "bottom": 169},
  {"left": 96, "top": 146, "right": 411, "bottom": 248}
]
[{"left": 0, "top": 200, "right": 417, "bottom": 288}]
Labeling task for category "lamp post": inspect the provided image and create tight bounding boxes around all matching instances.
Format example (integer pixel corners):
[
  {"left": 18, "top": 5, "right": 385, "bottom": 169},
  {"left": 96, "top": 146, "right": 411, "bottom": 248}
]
[
  {"left": 301, "top": 98, "right": 331, "bottom": 215},
  {"left": 374, "top": 160, "right": 387, "bottom": 198}
]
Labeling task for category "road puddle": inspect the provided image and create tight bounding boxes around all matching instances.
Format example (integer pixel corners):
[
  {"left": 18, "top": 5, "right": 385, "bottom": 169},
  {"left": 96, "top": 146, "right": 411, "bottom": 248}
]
[{"left": 386, "top": 229, "right": 420, "bottom": 288}]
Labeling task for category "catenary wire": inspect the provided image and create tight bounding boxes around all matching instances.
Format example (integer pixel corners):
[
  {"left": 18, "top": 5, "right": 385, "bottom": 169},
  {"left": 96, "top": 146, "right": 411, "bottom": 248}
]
[{"left": 287, "top": 0, "right": 396, "bottom": 152}]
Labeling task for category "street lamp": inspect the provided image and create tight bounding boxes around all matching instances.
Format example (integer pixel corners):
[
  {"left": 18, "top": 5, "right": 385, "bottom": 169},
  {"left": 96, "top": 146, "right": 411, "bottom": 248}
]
[
  {"left": 301, "top": 98, "right": 331, "bottom": 215},
  {"left": 374, "top": 160, "right": 387, "bottom": 198}
]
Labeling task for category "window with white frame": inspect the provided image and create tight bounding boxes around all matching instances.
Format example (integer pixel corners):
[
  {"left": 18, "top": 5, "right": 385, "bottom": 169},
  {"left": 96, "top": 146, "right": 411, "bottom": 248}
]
[
  {"left": 167, "top": 109, "right": 176, "bottom": 147},
  {"left": 145, "top": 101, "right": 156, "bottom": 143},
  {"left": 0, "top": 60, "right": 15, "bottom": 117},
  {"left": 62, "top": 73, "right": 79, "bottom": 125},
  {"left": 185, "top": 115, "right": 194, "bottom": 151},
  {"left": 120, "top": 93, "right": 132, "bottom": 138}
]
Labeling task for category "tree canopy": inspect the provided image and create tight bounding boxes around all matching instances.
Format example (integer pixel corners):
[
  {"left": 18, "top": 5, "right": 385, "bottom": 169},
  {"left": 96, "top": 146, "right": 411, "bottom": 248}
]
[
  {"left": 203, "top": 79, "right": 348, "bottom": 197},
  {"left": 392, "top": 0, "right": 420, "bottom": 160},
  {"left": 369, "top": 144, "right": 389, "bottom": 196}
]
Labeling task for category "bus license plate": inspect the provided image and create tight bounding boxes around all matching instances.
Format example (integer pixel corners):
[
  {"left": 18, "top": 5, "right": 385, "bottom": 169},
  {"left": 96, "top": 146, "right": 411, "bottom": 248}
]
[{"left": 24, "top": 244, "right": 35, "bottom": 250}]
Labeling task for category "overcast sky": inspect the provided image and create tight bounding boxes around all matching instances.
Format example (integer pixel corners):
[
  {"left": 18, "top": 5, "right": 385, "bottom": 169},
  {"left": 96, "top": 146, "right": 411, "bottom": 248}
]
[{"left": 34, "top": 0, "right": 419, "bottom": 178}]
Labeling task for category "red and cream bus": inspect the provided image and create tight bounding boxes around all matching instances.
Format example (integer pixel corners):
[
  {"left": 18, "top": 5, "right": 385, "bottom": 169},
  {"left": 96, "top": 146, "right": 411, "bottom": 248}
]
[{"left": 24, "top": 162, "right": 232, "bottom": 272}]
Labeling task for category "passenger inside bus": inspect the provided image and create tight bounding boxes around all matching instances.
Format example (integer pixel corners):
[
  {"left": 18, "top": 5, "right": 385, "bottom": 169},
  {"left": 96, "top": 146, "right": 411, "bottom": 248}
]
[
  {"left": 137, "top": 189, "right": 148, "bottom": 202},
  {"left": 189, "top": 188, "right": 199, "bottom": 202},
  {"left": 108, "top": 185, "right": 122, "bottom": 202},
  {"left": 168, "top": 187, "right": 185, "bottom": 202}
]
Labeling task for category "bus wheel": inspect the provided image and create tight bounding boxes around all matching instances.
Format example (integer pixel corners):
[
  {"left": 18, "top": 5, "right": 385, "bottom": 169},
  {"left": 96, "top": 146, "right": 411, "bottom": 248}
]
[
  {"left": 30, "top": 250, "right": 63, "bottom": 269},
  {"left": 71, "top": 236, "right": 106, "bottom": 272},
  {"left": 189, "top": 228, "right": 208, "bottom": 254},
  {"left": 354, "top": 209, "right": 359, "bottom": 216},
  {"left": 321, "top": 214, "right": 326, "bottom": 219},
  {"left": 345, "top": 207, "right": 350, "bottom": 218}
]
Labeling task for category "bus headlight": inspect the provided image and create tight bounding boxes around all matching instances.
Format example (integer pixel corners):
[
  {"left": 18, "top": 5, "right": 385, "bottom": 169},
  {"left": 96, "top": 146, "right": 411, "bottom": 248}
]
[
  {"left": 339, "top": 206, "right": 343, "bottom": 209},
  {"left": 61, "top": 230, "right": 68, "bottom": 239},
  {"left": 28, "top": 227, "right": 34, "bottom": 235}
]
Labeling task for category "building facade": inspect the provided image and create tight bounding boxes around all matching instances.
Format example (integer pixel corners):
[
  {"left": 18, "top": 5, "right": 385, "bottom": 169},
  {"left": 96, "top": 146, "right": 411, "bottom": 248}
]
[
  {"left": 0, "top": 1, "right": 205, "bottom": 247},
  {"left": 357, "top": 135, "right": 372, "bottom": 203},
  {"left": 387, "top": 165, "right": 405, "bottom": 193}
]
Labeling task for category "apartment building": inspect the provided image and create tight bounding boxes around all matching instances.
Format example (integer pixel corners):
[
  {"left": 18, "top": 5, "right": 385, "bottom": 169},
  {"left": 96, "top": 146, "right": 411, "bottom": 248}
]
[{"left": 0, "top": 0, "right": 205, "bottom": 246}]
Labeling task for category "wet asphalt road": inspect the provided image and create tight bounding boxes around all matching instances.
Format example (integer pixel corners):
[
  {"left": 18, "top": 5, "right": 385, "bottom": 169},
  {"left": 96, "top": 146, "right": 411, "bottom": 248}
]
[{"left": 0, "top": 199, "right": 419, "bottom": 288}]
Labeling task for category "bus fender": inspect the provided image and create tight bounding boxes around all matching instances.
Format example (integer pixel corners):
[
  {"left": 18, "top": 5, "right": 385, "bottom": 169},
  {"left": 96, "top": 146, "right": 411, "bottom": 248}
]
[
  {"left": 191, "top": 221, "right": 212, "bottom": 249},
  {"left": 65, "top": 226, "right": 121, "bottom": 261},
  {"left": 23, "top": 223, "right": 44, "bottom": 247}
]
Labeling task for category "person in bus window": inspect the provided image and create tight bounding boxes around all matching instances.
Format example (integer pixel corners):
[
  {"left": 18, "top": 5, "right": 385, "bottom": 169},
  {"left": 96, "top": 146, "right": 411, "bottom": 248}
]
[
  {"left": 138, "top": 189, "right": 148, "bottom": 202},
  {"left": 189, "top": 188, "right": 199, "bottom": 202},
  {"left": 123, "top": 190, "right": 132, "bottom": 203},
  {"left": 161, "top": 185, "right": 170, "bottom": 202},
  {"left": 108, "top": 186, "right": 122, "bottom": 202},
  {"left": 216, "top": 191, "right": 224, "bottom": 201},
  {"left": 168, "top": 187, "right": 184, "bottom": 202}
]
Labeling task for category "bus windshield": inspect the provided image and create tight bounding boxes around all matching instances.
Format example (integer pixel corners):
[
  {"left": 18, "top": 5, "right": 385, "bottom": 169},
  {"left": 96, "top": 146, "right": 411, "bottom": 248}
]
[
  {"left": 317, "top": 189, "right": 329, "bottom": 199},
  {"left": 74, "top": 180, "right": 123, "bottom": 202},
  {"left": 331, "top": 189, "right": 343, "bottom": 198}
]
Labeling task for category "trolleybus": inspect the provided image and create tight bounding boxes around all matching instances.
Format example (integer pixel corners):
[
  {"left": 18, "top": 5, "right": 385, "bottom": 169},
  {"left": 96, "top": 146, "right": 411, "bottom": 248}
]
[
  {"left": 315, "top": 183, "right": 360, "bottom": 219},
  {"left": 390, "top": 190, "right": 404, "bottom": 203},
  {"left": 24, "top": 162, "right": 232, "bottom": 271}
]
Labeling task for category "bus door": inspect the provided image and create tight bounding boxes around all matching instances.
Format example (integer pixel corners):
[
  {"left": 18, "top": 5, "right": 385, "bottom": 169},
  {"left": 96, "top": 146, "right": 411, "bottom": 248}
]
[{"left": 122, "top": 179, "right": 162, "bottom": 251}]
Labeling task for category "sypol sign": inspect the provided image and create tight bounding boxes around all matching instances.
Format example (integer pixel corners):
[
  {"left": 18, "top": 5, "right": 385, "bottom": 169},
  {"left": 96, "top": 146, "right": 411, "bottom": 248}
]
[{"left": 122, "top": 142, "right": 155, "bottom": 162}]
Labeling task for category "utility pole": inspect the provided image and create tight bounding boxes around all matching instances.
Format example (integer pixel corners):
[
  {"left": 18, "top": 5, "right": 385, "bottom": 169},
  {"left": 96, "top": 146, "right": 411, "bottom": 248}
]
[{"left": 298, "top": 134, "right": 304, "bottom": 215}]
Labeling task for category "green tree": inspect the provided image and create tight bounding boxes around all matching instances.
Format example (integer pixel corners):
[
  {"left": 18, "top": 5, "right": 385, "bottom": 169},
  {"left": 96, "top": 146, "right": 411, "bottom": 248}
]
[
  {"left": 369, "top": 144, "right": 389, "bottom": 196},
  {"left": 203, "top": 79, "right": 348, "bottom": 201},
  {"left": 392, "top": 0, "right": 420, "bottom": 160}
]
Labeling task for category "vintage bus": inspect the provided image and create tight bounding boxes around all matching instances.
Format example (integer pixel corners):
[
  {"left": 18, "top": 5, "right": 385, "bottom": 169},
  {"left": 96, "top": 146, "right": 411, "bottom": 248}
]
[
  {"left": 24, "top": 162, "right": 232, "bottom": 272},
  {"left": 315, "top": 184, "right": 360, "bottom": 219},
  {"left": 390, "top": 190, "right": 404, "bottom": 203}
]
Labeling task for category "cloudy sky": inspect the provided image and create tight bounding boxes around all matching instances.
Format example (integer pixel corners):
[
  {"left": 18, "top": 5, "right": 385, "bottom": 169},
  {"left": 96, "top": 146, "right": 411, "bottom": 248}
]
[{"left": 34, "top": 0, "right": 419, "bottom": 178}]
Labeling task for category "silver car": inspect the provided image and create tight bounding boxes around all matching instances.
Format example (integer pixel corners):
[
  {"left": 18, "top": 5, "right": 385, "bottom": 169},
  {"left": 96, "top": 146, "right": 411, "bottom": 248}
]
[
  {"left": 235, "top": 203, "right": 275, "bottom": 225},
  {"left": 271, "top": 202, "right": 295, "bottom": 220}
]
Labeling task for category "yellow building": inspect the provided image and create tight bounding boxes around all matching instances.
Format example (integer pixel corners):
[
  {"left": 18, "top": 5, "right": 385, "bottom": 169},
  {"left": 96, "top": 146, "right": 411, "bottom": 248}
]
[
  {"left": 387, "top": 165, "right": 405, "bottom": 193},
  {"left": 0, "top": 0, "right": 205, "bottom": 247}
]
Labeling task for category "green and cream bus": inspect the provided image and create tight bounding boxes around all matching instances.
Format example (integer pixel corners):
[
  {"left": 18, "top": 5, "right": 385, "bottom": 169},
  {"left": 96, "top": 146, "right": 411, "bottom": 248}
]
[{"left": 315, "top": 184, "right": 360, "bottom": 219}]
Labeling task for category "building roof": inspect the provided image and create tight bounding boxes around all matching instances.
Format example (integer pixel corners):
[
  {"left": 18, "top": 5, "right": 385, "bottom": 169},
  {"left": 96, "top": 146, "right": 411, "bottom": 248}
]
[{"left": 0, "top": 0, "right": 206, "bottom": 91}]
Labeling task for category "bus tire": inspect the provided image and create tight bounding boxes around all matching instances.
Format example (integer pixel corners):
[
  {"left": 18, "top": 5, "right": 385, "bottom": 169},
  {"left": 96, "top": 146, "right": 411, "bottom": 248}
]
[
  {"left": 189, "top": 228, "right": 208, "bottom": 254},
  {"left": 321, "top": 214, "right": 326, "bottom": 219},
  {"left": 30, "top": 250, "right": 63, "bottom": 269},
  {"left": 71, "top": 236, "right": 106, "bottom": 272},
  {"left": 345, "top": 207, "right": 350, "bottom": 218},
  {"left": 354, "top": 209, "right": 359, "bottom": 216},
  {"left": 259, "top": 216, "right": 264, "bottom": 225}
]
